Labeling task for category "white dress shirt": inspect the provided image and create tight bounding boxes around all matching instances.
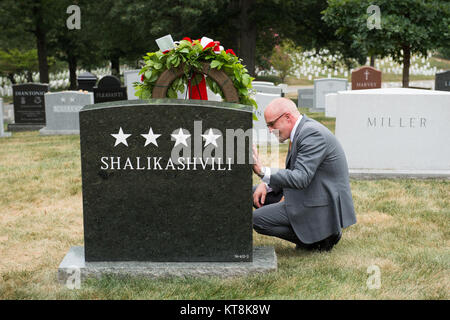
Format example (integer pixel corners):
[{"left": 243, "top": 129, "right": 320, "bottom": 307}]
[{"left": 261, "top": 114, "right": 303, "bottom": 190}]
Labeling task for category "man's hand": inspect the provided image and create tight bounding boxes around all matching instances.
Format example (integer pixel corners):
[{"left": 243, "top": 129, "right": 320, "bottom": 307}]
[
  {"left": 253, "top": 183, "right": 267, "bottom": 208},
  {"left": 252, "top": 144, "right": 263, "bottom": 176}
]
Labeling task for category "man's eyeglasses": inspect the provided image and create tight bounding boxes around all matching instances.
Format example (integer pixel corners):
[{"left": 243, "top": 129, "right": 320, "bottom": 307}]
[{"left": 266, "top": 112, "right": 286, "bottom": 128}]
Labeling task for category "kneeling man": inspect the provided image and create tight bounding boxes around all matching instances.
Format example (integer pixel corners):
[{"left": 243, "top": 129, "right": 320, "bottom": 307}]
[{"left": 252, "top": 98, "right": 356, "bottom": 251}]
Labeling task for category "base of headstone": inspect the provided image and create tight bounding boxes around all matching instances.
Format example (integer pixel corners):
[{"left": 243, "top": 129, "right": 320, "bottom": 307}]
[
  {"left": 308, "top": 108, "right": 325, "bottom": 113},
  {"left": 0, "top": 132, "right": 11, "bottom": 138},
  {"left": 349, "top": 169, "right": 450, "bottom": 180},
  {"left": 8, "top": 123, "right": 45, "bottom": 132},
  {"left": 39, "top": 127, "right": 79, "bottom": 135},
  {"left": 58, "top": 246, "right": 277, "bottom": 283}
]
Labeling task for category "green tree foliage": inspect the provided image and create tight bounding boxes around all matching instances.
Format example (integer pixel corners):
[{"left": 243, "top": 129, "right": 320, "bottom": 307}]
[
  {"left": 323, "top": 0, "right": 450, "bottom": 87},
  {"left": 269, "top": 41, "right": 294, "bottom": 83},
  {"left": 0, "top": 49, "right": 39, "bottom": 84}
]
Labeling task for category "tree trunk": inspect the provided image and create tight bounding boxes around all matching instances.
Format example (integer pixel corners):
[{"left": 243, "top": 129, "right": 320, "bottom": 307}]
[
  {"left": 230, "top": 0, "right": 256, "bottom": 77},
  {"left": 26, "top": 71, "right": 33, "bottom": 82},
  {"left": 370, "top": 55, "right": 375, "bottom": 67},
  {"left": 111, "top": 57, "right": 120, "bottom": 77},
  {"left": 240, "top": 0, "right": 256, "bottom": 76},
  {"left": 34, "top": 2, "right": 49, "bottom": 84},
  {"left": 68, "top": 54, "right": 77, "bottom": 90},
  {"left": 402, "top": 45, "right": 410, "bottom": 88},
  {"left": 7, "top": 73, "right": 16, "bottom": 85}
]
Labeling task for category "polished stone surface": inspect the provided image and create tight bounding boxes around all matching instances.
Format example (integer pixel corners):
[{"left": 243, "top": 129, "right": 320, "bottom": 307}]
[
  {"left": 80, "top": 99, "right": 253, "bottom": 262},
  {"left": 93, "top": 75, "right": 127, "bottom": 103},
  {"left": 12, "top": 83, "right": 48, "bottom": 125},
  {"left": 435, "top": 70, "right": 450, "bottom": 92},
  {"left": 58, "top": 246, "right": 277, "bottom": 283}
]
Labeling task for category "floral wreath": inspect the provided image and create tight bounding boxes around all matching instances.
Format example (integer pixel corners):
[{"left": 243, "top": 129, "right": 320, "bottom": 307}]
[{"left": 134, "top": 36, "right": 257, "bottom": 113}]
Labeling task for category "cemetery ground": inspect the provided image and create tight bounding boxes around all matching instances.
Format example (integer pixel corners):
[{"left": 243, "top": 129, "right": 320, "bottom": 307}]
[{"left": 0, "top": 109, "right": 448, "bottom": 300}]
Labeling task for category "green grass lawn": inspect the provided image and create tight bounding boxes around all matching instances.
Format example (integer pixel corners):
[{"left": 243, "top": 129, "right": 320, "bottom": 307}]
[{"left": 0, "top": 112, "right": 448, "bottom": 300}]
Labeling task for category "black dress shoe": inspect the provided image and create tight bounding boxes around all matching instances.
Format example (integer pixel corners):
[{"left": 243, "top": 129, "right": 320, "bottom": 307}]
[
  {"left": 317, "top": 231, "right": 342, "bottom": 252},
  {"left": 297, "top": 232, "right": 342, "bottom": 252}
]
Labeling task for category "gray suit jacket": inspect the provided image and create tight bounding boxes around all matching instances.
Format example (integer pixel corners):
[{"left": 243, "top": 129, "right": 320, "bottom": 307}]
[{"left": 269, "top": 115, "right": 356, "bottom": 244}]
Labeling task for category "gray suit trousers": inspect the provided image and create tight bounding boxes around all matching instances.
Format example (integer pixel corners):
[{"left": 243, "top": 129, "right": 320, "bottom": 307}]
[{"left": 252, "top": 186, "right": 309, "bottom": 248}]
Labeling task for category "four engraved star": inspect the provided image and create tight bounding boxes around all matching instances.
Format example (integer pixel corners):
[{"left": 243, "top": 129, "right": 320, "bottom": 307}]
[
  {"left": 111, "top": 127, "right": 132, "bottom": 147},
  {"left": 201, "top": 128, "right": 221, "bottom": 147},
  {"left": 171, "top": 128, "right": 191, "bottom": 147},
  {"left": 141, "top": 127, "right": 161, "bottom": 147},
  {"left": 111, "top": 127, "right": 220, "bottom": 148}
]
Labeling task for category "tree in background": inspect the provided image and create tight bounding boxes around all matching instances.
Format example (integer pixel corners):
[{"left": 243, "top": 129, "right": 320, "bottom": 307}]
[
  {"left": 0, "top": 0, "right": 60, "bottom": 84},
  {"left": 270, "top": 41, "right": 294, "bottom": 83},
  {"left": 323, "top": 0, "right": 450, "bottom": 87}
]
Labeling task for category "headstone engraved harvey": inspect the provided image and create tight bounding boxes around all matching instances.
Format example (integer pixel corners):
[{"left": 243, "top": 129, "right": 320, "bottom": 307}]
[
  {"left": 351, "top": 66, "right": 382, "bottom": 90},
  {"left": 58, "top": 99, "right": 276, "bottom": 281},
  {"left": 93, "top": 75, "right": 127, "bottom": 103},
  {"left": 77, "top": 72, "right": 98, "bottom": 92},
  {"left": 0, "top": 98, "right": 11, "bottom": 137},
  {"left": 9, "top": 83, "right": 48, "bottom": 131},
  {"left": 39, "top": 91, "right": 94, "bottom": 135},
  {"left": 313, "top": 78, "right": 347, "bottom": 112},
  {"left": 435, "top": 70, "right": 450, "bottom": 92},
  {"left": 335, "top": 88, "right": 450, "bottom": 178}
]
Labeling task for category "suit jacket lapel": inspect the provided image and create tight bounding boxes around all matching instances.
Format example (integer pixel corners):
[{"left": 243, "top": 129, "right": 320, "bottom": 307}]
[{"left": 285, "top": 115, "right": 308, "bottom": 168}]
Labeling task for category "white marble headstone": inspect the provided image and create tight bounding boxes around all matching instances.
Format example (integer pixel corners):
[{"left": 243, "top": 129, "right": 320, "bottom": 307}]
[
  {"left": 124, "top": 70, "right": 141, "bottom": 100},
  {"left": 335, "top": 88, "right": 450, "bottom": 178},
  {"left": 253, "top": 85, "right": 282, "bottom": 95},
  {"left": 253, "top": 92, "right": 281, "bottom": 145},
  {"left": 39, "top": 91, "right": 94, "bottom": 135},
  {"left": 325, "top": 93, "right": 339, "bottom": 117},
  {"left": 314, "top": 78, "right": 347, "bottom": 110},
  {"left": 297, "top": 88, "right": 314, "bottom": 108},
  {"left": 0, "top": 98, "right": 11, "bottom": 137}
]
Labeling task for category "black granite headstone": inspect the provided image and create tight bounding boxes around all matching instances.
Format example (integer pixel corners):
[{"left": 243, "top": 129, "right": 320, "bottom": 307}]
[
  {"left": 435, "top": 70, "right": 450, "bottom": 92},
  {"left": 77, "top": 72, "right": 98, "bottom": 92},
  {"left": 80, "top": 99, "right": 253, "bottom": 262},
  {"left": 9, "top": 83, "right": 48, "bottom": 131},
  {"left": 93, "top": 75, "right": 127, "bottom": 103}
]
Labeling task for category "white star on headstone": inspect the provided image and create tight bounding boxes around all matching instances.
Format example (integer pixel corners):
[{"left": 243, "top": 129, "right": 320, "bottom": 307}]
[
  {"left": 171, "top": 128, "right": 191, "bottom": 147},
  {"left": 141, "top": 127, "right": 161, "bottom": 147},
  {"left": 61, "top": 97, "right": 66, "bottom": 103},
  {"left": 70, "top": 97, "right": 75, "bottom": 102},
  {"left": 201, "top": 128, "right": 221, "bottom": 147},
  {"left": 111, "top": 127, "right": 132, "bottom": 147}
]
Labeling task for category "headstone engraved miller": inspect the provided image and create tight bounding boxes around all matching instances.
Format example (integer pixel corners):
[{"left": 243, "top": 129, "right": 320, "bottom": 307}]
[
  {"left": 335, "top": 88, "right": 450, "bottom": 178},
  {"left": 9, "top": 83, "right": 48, "bottom": 131},
  {"left": 351, "top": 66, "right": 382, "bottom": 90},
  {"left": 435, "top": 70, "right": 450, "bottom": 92},
  {"left": 0, "top": 98, "right": 11, "bottom": 137},
  {"left": 39, "top": 91, "right": 94, "bottom": 135},
  {"left": 58, "top": 99, "right": 276, "bottom": 282},
  {"left": 93, "top": 75, "right": 127, "bottom": 103}
]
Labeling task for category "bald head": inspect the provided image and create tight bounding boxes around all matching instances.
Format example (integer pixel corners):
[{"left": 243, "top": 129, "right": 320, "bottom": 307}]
[
  {"left": 265, "top": 97, "right": 300, "bottom": 119},
  {"left": 264, "top": 98, "right": 301, "bottom": 142}
]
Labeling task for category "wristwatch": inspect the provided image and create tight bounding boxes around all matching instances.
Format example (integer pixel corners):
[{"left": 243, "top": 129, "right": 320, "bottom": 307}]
[{"left": 258, "top": 166, "right": 266, "bottom": 179}]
